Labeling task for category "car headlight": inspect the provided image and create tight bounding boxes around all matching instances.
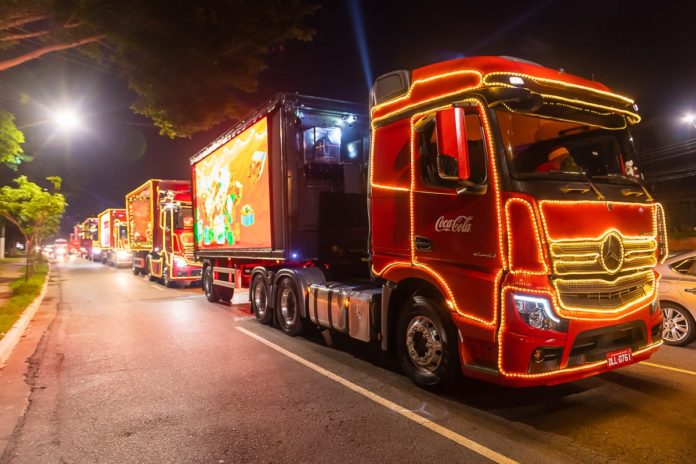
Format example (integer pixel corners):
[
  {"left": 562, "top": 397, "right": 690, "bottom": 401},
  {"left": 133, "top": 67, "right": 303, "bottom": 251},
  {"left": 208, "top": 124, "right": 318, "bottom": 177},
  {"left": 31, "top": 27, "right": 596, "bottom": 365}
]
[
  {"left": 92, "top": 247, "right": 102, "bottom": 254},
  {"left": 513, "top": 294, "right": 562, "bottom": 331},
  {"left": 116, "top": 250, "right": 131, "bottom": 260},
  {"left": 649, "top": 299, "right": 660, "bottom": 315}
]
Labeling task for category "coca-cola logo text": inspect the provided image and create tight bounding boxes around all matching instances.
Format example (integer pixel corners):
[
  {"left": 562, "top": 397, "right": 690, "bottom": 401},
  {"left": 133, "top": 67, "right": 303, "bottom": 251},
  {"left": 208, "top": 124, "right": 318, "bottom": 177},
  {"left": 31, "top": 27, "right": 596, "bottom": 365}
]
[{"left": 435, "top": 215, "right": 473, "bottom": 233}]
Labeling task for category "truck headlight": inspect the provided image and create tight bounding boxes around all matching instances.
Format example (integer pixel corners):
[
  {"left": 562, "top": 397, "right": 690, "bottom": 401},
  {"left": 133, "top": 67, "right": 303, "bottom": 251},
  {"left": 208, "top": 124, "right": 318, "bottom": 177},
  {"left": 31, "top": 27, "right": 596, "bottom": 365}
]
[
  {"left": 173, "top": 256, "right": 187, "bottom": 268},
  {"left": 513, "top": 294, "right": 562, "bottom": 331}
]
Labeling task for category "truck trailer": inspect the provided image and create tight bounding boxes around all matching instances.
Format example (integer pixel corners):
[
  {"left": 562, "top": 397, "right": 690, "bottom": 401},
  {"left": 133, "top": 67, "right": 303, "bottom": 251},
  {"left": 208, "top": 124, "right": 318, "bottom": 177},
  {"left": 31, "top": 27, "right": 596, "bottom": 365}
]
[
  {"left": 126, "top": 179, "right": 202, "bottom": 287},
  {"left": 97, "top": 208, "right": 131, "bottom": 266},
  {"left": 191, "top": 56, "right": 666, "bottom": 388}
]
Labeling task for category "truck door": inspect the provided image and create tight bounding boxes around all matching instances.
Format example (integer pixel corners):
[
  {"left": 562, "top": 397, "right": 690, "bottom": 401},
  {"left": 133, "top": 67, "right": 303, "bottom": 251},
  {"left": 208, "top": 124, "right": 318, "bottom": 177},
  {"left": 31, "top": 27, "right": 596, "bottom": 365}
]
[{"left": 412, "top": 103, "right": 503, "bottom": 328}]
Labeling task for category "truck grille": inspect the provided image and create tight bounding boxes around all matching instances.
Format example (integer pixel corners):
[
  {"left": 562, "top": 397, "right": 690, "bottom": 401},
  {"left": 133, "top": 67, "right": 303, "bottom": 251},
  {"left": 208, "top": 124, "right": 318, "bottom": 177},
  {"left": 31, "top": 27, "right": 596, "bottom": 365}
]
[
  {"left": 549, "top": 233, "right": 656, "bottom": 311},
  {"left": 550, "top": 236, "right": 656, "bottom": 275},
  {"left": 552, "top": 270, "right": 655, "bottom": 311}
]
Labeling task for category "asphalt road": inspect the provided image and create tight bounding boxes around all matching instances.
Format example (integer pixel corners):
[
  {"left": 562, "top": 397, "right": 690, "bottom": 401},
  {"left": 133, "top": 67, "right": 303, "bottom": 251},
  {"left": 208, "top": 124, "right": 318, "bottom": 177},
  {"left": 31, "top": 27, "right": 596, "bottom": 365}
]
[{"left": 1, "top": 258, "right": 694, "bottom": 463}]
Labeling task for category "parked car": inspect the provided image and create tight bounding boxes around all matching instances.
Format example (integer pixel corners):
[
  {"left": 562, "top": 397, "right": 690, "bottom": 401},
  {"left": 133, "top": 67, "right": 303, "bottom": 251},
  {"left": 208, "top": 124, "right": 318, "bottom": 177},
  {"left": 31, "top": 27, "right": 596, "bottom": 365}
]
[{"left": 656, "top": 251, "right": 696, "bottom": 346}]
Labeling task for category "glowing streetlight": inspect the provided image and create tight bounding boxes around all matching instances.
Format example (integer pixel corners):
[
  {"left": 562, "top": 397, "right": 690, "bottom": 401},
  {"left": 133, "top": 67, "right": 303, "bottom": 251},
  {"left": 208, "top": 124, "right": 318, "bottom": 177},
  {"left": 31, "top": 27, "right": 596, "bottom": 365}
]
[{"left": 51, "top": 107, "right": 84, "bottom": 132}]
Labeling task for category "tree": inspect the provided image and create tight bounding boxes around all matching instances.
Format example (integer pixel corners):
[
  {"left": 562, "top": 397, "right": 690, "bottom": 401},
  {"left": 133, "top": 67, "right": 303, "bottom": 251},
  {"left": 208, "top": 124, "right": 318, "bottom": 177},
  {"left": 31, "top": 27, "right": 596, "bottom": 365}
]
[
  {"left": 0, "top": 175, "right": 66, "bottom": 279},
  {"left": 0, "top": 0, "right": 317, "bottom": 137},
  {"left": 0, "top": 110, "right": 32, "bottom": 170}
]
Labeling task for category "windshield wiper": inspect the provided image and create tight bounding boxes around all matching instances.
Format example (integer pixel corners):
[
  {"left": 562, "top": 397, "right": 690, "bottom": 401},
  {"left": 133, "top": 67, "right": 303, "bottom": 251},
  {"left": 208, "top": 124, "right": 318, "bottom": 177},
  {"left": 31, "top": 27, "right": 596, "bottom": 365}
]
[
  {"left": 568, "top": 171, "right": 606, "bottom": 200},
  {"left": 592, "top": 174, "right": 654, "bottom": 201}
]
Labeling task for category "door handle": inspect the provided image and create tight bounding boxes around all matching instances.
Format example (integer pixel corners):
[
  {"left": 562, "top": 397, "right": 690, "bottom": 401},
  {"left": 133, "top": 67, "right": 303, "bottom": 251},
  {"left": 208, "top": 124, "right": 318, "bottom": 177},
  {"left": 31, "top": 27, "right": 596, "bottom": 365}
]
[
  {"left": 473, "top": 252, "right": 496, "bottom": 259},
  {"left": 685, "top": 288, "right": 696, "bottom": 295},
  {"left": 415, "top": 236, "right": 433, "bottom": 251}
]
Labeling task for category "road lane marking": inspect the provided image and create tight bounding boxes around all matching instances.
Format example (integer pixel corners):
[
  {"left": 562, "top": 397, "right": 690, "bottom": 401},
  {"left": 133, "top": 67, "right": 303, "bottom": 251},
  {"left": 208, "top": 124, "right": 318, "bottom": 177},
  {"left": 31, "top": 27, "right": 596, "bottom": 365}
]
[
  {"left": 150, "top": 285, "right": 164, "bottom": 291},
  {"left": 235, "top": 327, "right": 518, "bottom": 464},
  {"left": 640, "top": 361, "right": 696, "bottom": 377}
]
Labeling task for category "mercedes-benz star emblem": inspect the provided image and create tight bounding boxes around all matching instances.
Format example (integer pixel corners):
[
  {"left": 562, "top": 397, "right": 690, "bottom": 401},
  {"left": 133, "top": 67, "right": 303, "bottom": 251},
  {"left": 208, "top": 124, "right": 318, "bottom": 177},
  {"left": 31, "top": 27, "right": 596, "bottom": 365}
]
[{"left": 600, "top": 232, "right": 624, "bottom": 273}]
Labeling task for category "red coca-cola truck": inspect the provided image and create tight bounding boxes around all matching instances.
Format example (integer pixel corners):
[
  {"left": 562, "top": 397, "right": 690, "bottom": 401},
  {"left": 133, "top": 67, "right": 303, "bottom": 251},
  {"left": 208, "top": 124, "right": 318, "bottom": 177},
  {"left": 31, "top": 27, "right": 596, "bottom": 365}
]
[
  {"left": 191, "top": 56, "right": 666, "bottom": 388},
  {"left": 126, "top": 179, "right": 201, "bottom": 287},
  {"left": 79, "top": 217, "right": 98, "bottom": 259},
  {"left": 97, "top": 208, "right": 130, "bottom": 266}
]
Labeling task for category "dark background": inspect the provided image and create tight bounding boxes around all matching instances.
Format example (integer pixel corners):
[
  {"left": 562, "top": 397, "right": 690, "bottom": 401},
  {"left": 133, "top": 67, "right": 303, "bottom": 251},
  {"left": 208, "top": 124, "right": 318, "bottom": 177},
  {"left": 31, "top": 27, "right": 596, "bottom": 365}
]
[{"left": 1, "top": 0, "right": 695, "bottom": 236}]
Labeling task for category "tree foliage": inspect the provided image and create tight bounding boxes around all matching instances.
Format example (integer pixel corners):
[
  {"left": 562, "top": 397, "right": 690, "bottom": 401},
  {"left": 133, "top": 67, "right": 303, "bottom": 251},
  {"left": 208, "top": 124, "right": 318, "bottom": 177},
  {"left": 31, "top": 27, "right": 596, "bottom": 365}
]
[
  {"left": 0, "top": 110, "right": 32, "bottom": 170},
  {"left": 0, "top": 175, "right": 66, "bottom": 277},
  {"left": 0, "top": 0, "right": 317, "bottom": 137}
]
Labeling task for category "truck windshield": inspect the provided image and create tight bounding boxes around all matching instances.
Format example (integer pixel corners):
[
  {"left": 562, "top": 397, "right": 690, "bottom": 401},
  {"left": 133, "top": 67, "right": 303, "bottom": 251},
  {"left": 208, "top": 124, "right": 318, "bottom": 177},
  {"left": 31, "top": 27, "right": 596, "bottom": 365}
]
[
  {"left": 496, "top": 110, "right": 641, "bottom": 182},
  {"left": 175, "top": 207, "right": 193, "bottom": 229}
]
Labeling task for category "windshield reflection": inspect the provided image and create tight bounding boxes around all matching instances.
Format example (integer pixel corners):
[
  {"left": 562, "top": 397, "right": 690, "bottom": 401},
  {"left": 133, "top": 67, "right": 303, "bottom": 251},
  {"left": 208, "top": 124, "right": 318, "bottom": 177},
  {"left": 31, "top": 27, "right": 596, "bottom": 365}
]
[{"left": 496, "top": 109, "right": 641, "bottom": 183}]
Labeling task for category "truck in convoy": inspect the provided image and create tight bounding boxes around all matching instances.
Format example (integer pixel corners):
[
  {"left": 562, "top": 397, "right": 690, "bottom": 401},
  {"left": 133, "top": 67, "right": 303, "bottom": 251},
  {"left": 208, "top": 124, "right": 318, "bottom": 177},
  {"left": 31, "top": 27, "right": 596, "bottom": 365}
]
[
  {"left": 125, "top": 179, "right": 202, "bottom": 287},
  {"left": 97, "top": 208, "right": 131, "bottom": 266},
  {"left": 190, "top": 56, "right": 667, "bottom": 388},
  {"left": 80, "top": 217, "right": 98, "bottom": 259}
]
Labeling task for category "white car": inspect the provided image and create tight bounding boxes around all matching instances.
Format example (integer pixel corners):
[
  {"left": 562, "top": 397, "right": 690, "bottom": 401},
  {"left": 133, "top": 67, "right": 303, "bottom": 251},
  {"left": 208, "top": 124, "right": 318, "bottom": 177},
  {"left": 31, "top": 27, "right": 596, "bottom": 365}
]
[{"left": 656, "top": 251, "right": 696, "bottom": 346}]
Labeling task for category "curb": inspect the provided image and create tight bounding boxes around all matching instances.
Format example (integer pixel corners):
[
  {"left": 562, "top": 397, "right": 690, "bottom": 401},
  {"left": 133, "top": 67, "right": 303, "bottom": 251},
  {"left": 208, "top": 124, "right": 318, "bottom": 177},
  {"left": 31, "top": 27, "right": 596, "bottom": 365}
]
[{"left": 0, "top": 265, "right": 51, "bottom": 368}]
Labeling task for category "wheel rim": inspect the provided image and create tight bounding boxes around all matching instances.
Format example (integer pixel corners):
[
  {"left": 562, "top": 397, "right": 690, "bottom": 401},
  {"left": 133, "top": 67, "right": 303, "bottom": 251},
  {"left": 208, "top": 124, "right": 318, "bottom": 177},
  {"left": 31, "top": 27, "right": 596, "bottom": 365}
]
[
  {"left": 405, "top": 316, "right": 443, "bottom": 374},
  {"left": 663, "top": 307, "right": 690, "bottom": 342},
  {"left": 279, "top": 287, "right": 296, "bottom": 326},
  {"left": 253, "top": 281, "right": 267, "bottom": 317}
]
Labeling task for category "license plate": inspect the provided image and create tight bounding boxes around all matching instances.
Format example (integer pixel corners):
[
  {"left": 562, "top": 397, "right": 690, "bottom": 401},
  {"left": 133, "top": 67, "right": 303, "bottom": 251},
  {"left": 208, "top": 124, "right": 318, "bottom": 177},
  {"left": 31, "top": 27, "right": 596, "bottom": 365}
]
[{"left": 606, "top": 348, "right": 633, "bottom": 368}]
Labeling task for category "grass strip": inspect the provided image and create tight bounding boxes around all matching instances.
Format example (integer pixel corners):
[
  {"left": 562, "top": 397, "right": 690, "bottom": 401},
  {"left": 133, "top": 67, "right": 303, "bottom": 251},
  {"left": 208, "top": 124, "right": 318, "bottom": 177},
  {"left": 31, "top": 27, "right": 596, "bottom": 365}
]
[{"left": 0, "top": 263, "right": 48, "bottom": 340}]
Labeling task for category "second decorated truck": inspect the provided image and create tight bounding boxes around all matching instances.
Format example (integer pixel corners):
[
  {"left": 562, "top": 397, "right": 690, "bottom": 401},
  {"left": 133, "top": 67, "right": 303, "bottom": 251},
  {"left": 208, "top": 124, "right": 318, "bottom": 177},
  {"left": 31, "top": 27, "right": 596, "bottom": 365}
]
[
  {"left": 126, "top": 179, "right": 202, "bottom": 287},
  {"left": 190, "top": 57, "right": 667, "bottom": 388}
]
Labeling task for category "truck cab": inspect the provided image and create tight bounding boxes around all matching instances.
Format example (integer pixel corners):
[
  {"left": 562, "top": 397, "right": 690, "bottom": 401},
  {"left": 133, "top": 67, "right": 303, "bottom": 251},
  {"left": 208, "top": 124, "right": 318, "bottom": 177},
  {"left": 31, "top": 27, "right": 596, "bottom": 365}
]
[{"left": 369, "top": 56, "right": 665, "bottom": 386}]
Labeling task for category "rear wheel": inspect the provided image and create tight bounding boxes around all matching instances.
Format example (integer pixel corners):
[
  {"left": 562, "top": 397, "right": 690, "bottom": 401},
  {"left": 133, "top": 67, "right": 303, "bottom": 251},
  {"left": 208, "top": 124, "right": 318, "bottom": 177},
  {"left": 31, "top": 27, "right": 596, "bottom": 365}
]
[
  {"left": 251, "top": 275, "right": 272, "bottom": 324},
  {"left": 275, "top": 277, "right": 304, "bottom": 336},
  {"left": 662, "top": 303, "right": 696, "bottom": 346},
  {"left": 397, "top": 295, "right": 459, "bottom": 389}
]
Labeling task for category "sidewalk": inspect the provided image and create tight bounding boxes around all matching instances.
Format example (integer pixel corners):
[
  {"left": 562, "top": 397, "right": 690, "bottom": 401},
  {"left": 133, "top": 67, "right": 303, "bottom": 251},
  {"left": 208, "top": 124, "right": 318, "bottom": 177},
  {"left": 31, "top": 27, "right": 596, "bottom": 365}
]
[{"left": 0, "top": 258, "right": 25, "bottom": 305}]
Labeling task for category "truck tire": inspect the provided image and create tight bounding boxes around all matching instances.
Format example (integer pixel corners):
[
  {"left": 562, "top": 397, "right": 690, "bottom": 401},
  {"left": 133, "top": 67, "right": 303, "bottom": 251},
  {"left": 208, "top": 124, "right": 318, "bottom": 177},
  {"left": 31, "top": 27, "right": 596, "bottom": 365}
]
[
  {"left": 275, "top": 277, "right": 304, "bottom": 336},
  {"left": 162, "top": 264, "right": 173, "bottom": 288},
  {"left": 662, "top": 302, "right": 696, "bottom": 346},
  {"left": 203, "top": 266, "right": 220, "bottom": 303},
  {"left": 396, "top": 295, "right": 459, "bottom": 389},
  {"left": 147, "top": 258, "right": 158, "bottom": 281},
  {"left": 251, "top": 275, "right": 272, "bottom": 324}
]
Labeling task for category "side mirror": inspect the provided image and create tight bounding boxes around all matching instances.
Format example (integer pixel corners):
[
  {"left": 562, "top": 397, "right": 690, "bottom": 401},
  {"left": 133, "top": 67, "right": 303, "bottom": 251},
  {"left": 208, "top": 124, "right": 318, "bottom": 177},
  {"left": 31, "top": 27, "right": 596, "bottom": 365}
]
[{"left": 436, "top": 107, "right": 470, "bottom": 181}]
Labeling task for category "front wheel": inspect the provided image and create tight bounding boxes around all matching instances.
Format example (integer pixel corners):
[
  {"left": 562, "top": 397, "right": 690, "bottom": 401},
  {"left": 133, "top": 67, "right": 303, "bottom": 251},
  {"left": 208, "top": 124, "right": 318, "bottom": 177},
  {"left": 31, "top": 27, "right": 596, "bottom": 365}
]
[
  {"left": 662, "top": 303, "right": 696, "bottom": 346},
  {"left": 251, "top": 275, "right": 272, "bottom": 324},
  {"left": 203, "top": 266, "right": 219, "bottom": 303},
  {"left": 397, "top": 295, "right": 459, "bottom": 389},
  {"left": 275, "top": 277, "right": 304, "bottom": 336},
  {"left": 162, "top": 264, "right": 173, "bottom": 288}
]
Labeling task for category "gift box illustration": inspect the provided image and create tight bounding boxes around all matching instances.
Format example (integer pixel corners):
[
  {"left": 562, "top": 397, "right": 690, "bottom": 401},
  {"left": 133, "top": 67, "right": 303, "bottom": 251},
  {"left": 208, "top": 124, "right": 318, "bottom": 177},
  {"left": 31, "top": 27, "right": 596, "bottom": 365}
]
[{"left": 241, "top": 204, "right": 255, "bottom": 227}]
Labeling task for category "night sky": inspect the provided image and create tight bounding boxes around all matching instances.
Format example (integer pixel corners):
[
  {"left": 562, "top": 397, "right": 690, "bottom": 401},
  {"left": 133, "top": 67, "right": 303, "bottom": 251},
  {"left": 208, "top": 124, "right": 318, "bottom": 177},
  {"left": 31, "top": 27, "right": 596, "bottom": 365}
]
[{"left": 1, "top": 0, "right": 695, "bottom": 235}]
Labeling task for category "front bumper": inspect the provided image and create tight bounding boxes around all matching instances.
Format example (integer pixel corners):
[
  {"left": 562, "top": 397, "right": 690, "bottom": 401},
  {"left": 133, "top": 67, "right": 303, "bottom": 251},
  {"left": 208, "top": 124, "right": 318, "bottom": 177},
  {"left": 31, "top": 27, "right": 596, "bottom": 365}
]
[
  {"left": 471, "top": 280, "right": 663, "bottom": 387},
  {"left": 497, "top": 314, "right": 662, "bottom": 387}
]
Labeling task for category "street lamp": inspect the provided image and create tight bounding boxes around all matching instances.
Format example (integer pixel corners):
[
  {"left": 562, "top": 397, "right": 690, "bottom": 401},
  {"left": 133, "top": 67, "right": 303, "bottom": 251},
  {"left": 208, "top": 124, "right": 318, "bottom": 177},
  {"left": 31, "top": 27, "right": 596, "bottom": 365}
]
[{"left": 50, "top": 107, "right": 84, "bottom": 133}]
